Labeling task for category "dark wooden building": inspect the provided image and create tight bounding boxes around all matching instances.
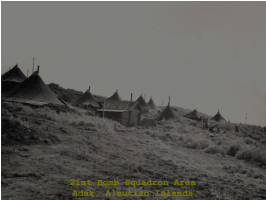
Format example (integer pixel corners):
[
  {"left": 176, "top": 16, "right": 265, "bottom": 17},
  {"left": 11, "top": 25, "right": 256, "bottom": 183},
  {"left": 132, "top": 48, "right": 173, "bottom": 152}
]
[
  {"left": 96, "top": 109, "right": 141, "bottom": 126},
  {"left": 96, "top": 100, "right": 143, "bottom": 126}
]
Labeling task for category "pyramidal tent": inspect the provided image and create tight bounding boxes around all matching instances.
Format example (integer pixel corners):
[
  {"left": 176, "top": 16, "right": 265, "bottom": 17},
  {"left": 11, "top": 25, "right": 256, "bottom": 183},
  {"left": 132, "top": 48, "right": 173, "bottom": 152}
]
[
  {"left": 106, "top": 90, "right": 122, "bottom": 101},
  {"left": 2, "top": 64, "right": 27, "bottom": 92},
  {"left": 211, "top": 110, "right": 227, "bottom": 123},
  {"left": 136, "top": 94, "right": 150, "bottom": 113},
  {"left": 154, "top": 104, "right": 179, "bottom": 120},
  {"left": 73, "top": 87, "right": 101, "bottom": 108},
  {"left": 2, "top": 64, "right": 27, "bottom": 83},
  {"left": 2, "top": 71, "right": 64, "bottom": 106},
  {"left": 183, "top": 109, "right": 201, "bottom": 120},
  {"left": 147, "top": 97, "right": 161, "bottom": 111}
]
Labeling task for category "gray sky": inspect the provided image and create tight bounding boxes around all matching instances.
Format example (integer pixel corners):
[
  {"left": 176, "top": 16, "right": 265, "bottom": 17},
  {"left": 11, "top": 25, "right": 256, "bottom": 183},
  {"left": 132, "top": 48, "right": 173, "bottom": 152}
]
[{"left": 2, "top": 2, "right": 266, "bottom": 126}]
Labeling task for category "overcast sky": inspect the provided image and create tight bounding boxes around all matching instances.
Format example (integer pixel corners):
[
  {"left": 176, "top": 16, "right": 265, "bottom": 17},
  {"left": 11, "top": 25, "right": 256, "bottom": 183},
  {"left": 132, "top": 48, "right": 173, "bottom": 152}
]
[{"left": 2, "top": 2, "right": 266, "bottom": 126}]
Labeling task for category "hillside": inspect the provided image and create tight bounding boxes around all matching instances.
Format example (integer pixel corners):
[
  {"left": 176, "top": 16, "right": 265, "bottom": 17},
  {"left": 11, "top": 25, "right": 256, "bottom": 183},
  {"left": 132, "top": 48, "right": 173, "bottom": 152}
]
[
  {"left": 48, "top": 83, "right": 212, "bottom": 120},
  {"left": 48, "top": 83, "right": 107, "bottom": 103},
  {"left": 1, "top": 101, "right": 266, "bottom": 200},
  {"left": 158, "top": 106, "right": 212, "bottom": 120}
]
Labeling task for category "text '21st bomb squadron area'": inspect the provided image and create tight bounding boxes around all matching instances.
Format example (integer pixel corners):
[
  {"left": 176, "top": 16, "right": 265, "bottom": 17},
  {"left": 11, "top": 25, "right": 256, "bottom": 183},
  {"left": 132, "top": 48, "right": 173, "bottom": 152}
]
[{"left": 1, "top": 64, "right": 266, "bottom": 200}]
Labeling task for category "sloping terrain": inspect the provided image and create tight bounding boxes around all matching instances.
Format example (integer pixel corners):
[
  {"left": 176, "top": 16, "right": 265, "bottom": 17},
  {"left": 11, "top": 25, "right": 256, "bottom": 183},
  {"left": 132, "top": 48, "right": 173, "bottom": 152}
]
[
  {"left": 158, "top": 106, "right": 212, "bottom": 120},
  {"left": 48, "top": 83, "right": 107, "bottom": 103},
  {"left": 1, "top": 102, "right": 266, "bottom": 200}
]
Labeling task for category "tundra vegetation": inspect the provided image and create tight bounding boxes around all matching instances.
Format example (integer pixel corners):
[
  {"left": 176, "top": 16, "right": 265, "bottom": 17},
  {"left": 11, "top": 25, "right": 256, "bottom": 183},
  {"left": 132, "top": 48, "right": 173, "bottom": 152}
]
[{"left": 1, "top": 86, "right": 266, "bottom": 200}]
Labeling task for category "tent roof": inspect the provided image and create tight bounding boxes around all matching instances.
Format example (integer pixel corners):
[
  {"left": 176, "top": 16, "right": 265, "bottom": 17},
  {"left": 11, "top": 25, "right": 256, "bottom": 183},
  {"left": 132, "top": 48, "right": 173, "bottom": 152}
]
[
  {"left": 183, "top": 109, "right": 201, "bottom": 120},
  {"left": 96, "top": 109, "right": 127, "bottom": 112},
  {"left": 103, "top": 100, "right": 143, "bottom": 113},
  {"left": 211, "top": 110, "right": 227, "bottom": 122},
  {"left": 154, "top": 104, "right": 179, "bottom": 120},
  {"left": 147, "top": 98, "right": 161, "bottom": 111},
  {"left": 136, "top": 94, "right": 150, "bottom": 113},
  {"left": 2, "top": 72, "right": 64, "bottom": 106},
  {"left": 2, "top": 64, "right": 27, "bottom": 83},
  {"left": 106, "top": 90, "right": 122, "bottom": 101},
  {"left": 73, "top": 88, "right": 101, "bottom": 108}
]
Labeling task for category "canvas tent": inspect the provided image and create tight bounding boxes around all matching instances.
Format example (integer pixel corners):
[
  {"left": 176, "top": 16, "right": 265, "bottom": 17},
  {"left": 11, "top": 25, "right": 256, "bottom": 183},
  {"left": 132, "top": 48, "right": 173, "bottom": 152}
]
[
  {"left": 2, "top": 71, "right": 64, "bottom": 106},
  {"left": 211, "top": 110, "right": 227, "bottom": 123},
  {"left": 2, "top": 64, "right": 27, "bottom": 91},
  {"left": 141, "top": 118, "right": 156, "bottom": 128},
  {"left": 106, "top": 90, "right": 122, "bottom": 101},
  {"left": 136, "top": 94, "right": 150, "bottom": 113},
  {"left": 154, "top": 104, "right": 179, "bottom": 120},
  {"left": 73, "top": 87, "right": 101, "bottom": 108},
  {"left": 183, "top": 109, "right": 201, "bottom": 121},
  {"left": 147, "top": 97, "right": 161, "bottom": 111},
  {"left": 2, "top": 64, "right": 27, "bottom": 83}
]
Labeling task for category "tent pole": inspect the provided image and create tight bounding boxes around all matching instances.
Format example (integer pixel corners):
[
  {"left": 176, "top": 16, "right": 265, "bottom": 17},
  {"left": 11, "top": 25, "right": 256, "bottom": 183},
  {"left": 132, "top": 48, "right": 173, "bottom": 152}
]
[{"left": 32, "top": 57, "right": 35, "bottom": 74}]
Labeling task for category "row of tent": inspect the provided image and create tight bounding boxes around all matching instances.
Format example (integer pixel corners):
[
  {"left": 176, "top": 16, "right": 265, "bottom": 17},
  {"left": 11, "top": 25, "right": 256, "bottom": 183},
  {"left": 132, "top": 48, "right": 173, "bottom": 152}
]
[
  {"left": 2, "top": 66, "right": 65, "bottom": 106},
  {"left": 1, "top": 65, "right": 161, "bottom": 111},
  {"left": 73, "top": 87, "right": 161, "bottom": 113},
  {"left": 1, "top": 64, "right": 227, "bottom": 123}
]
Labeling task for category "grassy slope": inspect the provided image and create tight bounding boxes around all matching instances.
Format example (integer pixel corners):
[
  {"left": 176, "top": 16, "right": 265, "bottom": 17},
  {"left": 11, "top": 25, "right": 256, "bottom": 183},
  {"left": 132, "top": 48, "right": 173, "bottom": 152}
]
[
  {"left": 158, "top": 106, "right": 212, "bottom": 120},
  {"left": 48, "top": 83, "right": 107, "bottom": 103},
  {"left": 1, "top": 102, "right": 266, "bottom": 200}
]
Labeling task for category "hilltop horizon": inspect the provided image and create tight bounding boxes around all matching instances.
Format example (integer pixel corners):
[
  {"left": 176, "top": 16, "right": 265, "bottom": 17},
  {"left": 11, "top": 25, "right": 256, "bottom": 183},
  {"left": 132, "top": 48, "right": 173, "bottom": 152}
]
[
  {"left": 2, "top": 2, "right": 266, "bottom": 126},
  {"left": 2, "top": 65, "right": 265, "bottom": 127}
]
